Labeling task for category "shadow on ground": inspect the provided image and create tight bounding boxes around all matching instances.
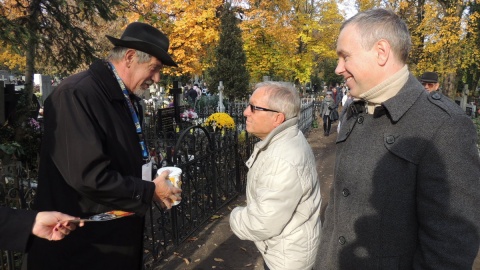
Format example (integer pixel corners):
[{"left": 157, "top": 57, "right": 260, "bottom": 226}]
[{"left": 153, "top": 196, "right": 264, "bottom": 270}]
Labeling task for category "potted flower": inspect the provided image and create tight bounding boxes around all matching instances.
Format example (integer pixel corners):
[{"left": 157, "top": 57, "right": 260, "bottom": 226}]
[
  {"left": 204, "top": 112, "right": 235, "bottom": 132},
  {"left": 180, "top": 108, "right": 199, "bottom": 124}
]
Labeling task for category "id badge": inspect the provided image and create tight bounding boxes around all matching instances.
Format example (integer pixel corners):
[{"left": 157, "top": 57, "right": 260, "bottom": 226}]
[{"left": 142, "top": 160, "right": 153, "bottom": 181}]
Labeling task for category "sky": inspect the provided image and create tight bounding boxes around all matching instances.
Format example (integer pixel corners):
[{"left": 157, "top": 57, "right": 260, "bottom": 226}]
[{"left": 338, "top": 0, "right": 358, "bottom": 19}]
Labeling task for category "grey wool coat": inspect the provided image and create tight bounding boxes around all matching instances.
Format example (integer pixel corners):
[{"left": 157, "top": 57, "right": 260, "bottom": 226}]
[{"left": 316, "top": 74, "right": 480, "bottom": 269}]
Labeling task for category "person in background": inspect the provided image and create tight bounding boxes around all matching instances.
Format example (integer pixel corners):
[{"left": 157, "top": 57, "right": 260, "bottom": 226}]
[
  {"left": 193, "top": 83, "right": 202, "bottom": 99},
  {"left": 187, "top": 83, "right": 198, "bottom": 105},
  {"left": 319, "top": 91, "right": 338, "bottom": 136},
  {"left": 0, "top": 207, "right": 83, "bottom": 252},
  {"left": 333, "top": 84, "right": 344, "bottom": 105},
  {"left": 25, "top": 22, "right": 182, "bottom": 270},
  {"left": 230, "top": 81, "right": 321, "bottom": 270},
  {"left": 420, "top": 71, "right": 441, "bottom": 93},
  {"left": 316, "top": 8, "right": 480, "bottom": 269}
]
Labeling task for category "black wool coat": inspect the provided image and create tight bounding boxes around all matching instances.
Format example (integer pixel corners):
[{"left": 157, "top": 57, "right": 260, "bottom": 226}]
[
  {"left": 0, "top": 207, "right": 37, "bottom": 252},
  {"left": 24, "top": 60, "right": 156, "bottom": 270},
  {"left": 316, "top": 75, "right": 480, "bottom": 269}
]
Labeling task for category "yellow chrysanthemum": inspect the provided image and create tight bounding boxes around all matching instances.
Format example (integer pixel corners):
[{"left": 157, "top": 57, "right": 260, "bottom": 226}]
[{"left": 204, "top": 113, "right": 235, "bottom": 130}]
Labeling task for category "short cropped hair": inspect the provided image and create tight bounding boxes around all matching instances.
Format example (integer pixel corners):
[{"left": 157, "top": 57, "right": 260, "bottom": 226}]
[
  {"left": 254, "top": 81, "right": 300, "bottom": 120},
  {"left": 108, "top": 47, "right": 152, "bottom": 64},
  {"left": 341, "top": 8, "right": 411, "bottom": 63}
]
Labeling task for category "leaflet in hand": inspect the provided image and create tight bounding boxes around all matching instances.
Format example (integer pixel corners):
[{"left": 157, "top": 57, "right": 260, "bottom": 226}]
[{"left": 68, "top": 210, "right": 134, "bottom": 223}]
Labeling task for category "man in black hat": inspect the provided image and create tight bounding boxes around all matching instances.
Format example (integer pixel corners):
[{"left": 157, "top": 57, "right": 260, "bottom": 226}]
[
  {"left": 420, "top": 71, "right": 440, "bottom": 93},
  {"left": 25, "top": 22, "right": 182, "bottom": 270}
]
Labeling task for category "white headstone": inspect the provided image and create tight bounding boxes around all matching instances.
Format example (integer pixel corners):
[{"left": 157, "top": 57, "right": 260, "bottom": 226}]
[
  {"left": 217, "top": 81, "right": 225, "bottom": 113},
  {"left": 34, "top": 74, "right": 53, "bottom": 103},
  {"left": 459, "top": 84, "right": 469, "bottom": 111},
  {"left": 40, "top": 75, "right": 53, "bottom": 102}
]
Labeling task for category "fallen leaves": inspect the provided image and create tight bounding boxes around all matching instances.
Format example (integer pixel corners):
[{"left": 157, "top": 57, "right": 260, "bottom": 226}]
[
  {"left": 172, "top": 252, "right": 191, "bottom": 266},
  {"left": 187, "top": 237, "right": 198, "bottom": 242}
]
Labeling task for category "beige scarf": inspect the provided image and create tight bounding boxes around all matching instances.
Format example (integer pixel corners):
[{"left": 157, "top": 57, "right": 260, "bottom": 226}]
[{"left": 359, "top": 65, "right": 409, "bottom": 114}]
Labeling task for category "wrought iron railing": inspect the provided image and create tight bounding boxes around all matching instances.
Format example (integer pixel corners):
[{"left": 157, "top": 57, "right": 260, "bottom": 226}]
[{"left": 0, "top": 99, "right": 315, "bottom": 270}]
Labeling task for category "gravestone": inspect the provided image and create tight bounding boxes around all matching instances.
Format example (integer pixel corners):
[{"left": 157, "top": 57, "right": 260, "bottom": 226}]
[
  {"left": 157, "top": 107, "right": 176, "bottom": 133},
  {"left": 3, "top": 84, "right": 19, "bottom": 124},
  {"left": 217, "top": 81, "right": 225, "bottom": 112},
  {"left": 156, "top": 81, "right": 185, "bottom": 137},
  {"left": 34, "top": 74, "right": 53, "bottom": 103},
  {"left": 465, "top": 104, "right": 476, "bottom": 118},
  {"left": 171, "top": 81, "right": 182, "bottom": 123}
]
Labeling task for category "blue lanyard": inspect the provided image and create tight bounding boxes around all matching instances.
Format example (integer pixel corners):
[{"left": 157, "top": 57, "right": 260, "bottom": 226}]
[{"left": 108, "top": 62, "right": 149, "bottom": 160}]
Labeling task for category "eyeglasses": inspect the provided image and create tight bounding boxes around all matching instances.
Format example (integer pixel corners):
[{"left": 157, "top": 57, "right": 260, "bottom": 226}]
[
  {"left": 248, "top": 103, "right": 279, "bottom": 113},
  {"left": 421, "top": 82, "right": 436, "bottom": 87}
]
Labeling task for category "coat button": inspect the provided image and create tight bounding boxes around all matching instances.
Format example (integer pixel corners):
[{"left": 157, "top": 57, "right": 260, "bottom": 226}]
[
  {"left": 342, "top": 188, "right": 350, "bottom": 197},
  {"left": 135, "top": 194, "right": 141, "bottom": 200},
  {"left": 357, "top": 116, "right": 364, "bottom": 124},
  {"left": 386, "top": 135, "right": 395, "bottom": 144},
  {"left": 432, "top": 92, "right": 441, "bottom": 100},
  {"left": 339, "top": 236, "right": 346, "bottom": 245}
]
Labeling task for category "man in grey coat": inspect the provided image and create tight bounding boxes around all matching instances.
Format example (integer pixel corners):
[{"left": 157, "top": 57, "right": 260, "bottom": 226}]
[{"left": 316, "top": 8, "right": 480, "bottom": 269}]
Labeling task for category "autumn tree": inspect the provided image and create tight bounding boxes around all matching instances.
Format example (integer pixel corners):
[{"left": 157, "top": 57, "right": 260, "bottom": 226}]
[
  {"left": 312, "top": 0, "right": 345, "bottom": 87},
  {"left": 0, "top": 0, "right": 122, "bottom": 125},
  {"left": 460, "top": 3, "right": 480, "bottom": 91},
  {"left": 124, "top": 0, "right": 222, "bottom": 81},
  {"left": 0, "top": 46, "right": 26, "bottom": 72},
  {"left": 240, "top": 0, "right": 299, "bottom": 83},
  {"left": 358, "top": 0, "right": 480, "bottom": 98},
  {"left": 240, "top": 0, "right": 339, "bottom": 88},
  {"left": 206, "top": 2, "right": 250, "bottom": 100}
]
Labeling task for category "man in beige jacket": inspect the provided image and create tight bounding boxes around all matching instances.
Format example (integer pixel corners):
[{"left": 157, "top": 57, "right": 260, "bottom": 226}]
[{"left": 230, "top": 81, "right": 322, "bottom": 270}]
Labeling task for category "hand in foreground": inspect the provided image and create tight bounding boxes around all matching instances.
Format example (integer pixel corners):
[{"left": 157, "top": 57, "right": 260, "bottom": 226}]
[
  {"left": 152, "top": 170, "right": 182, "bottom": 209},
  {"left": 32, "top": 211, "right": 84, "bottom": 241}
]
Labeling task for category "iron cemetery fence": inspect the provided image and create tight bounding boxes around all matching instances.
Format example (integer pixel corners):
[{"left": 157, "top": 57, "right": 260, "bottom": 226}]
[{"left": 0, "top": 98, "right": 315, "bottom": 270}]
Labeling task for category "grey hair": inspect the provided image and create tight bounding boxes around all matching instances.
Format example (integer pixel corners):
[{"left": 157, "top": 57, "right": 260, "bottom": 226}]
[
  {"left": 341, "top": 8, "right": 411, "bottom": 63},
  {"left": 254, "top": 81, "right": 300, "bottom": 120},
  {"left": 107, "top": 47, "right": 153, "bottom": 64}
]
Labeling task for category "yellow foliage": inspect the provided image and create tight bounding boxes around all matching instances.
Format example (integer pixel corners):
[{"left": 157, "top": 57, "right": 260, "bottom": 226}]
[
  {"left": 0, "top": 46, "right": 26, "bottom": 71},
  {"left": 125, "top": 0, "right": 221, "bottom": 77},
  {"left": 240, "top": 0, "right": 338, "bottom": 84}
]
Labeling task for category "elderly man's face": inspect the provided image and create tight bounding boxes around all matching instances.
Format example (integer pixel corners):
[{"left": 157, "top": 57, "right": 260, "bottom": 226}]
[
  {"left": 422, "top": 81, "right": 439, "bottom": 92},
  {"left": 243, "top": 88, "right": 281, "bottom": 140},
  {"left": 127, "top": 53, "right": 163, "bottom": 95}
]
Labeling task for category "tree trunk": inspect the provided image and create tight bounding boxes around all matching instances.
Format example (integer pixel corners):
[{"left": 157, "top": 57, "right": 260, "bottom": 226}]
[
  {"left": 443, "top": 72, "right": 457, "bottom": 99},
  {"left": 14, "top": 2, "right": 39, "bottom": 141}
]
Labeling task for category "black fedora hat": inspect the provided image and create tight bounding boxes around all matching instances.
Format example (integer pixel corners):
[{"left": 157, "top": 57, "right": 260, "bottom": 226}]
[
  {"left": 106, "top": 22, "right": 178, "bottom": 67},
  {"left": 420, "top": 72, "right": 438, "bottom": 83}
]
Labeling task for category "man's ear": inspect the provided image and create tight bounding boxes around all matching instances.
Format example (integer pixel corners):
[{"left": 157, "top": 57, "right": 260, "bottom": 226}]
[
  {"left": 125, "top": 49, "right": 136, "bottom": 63},
  {"left": 376, "top": 39, "right": 390, "bottom": 66},
  {"left": 273, "top": 112, "right": 286, "bottom": 127}
]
